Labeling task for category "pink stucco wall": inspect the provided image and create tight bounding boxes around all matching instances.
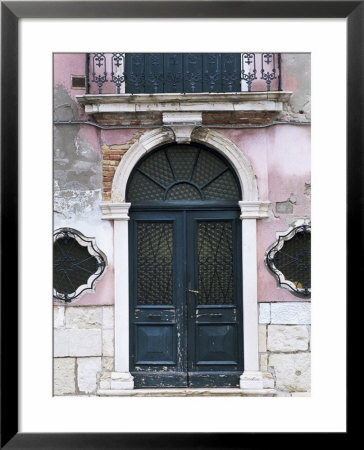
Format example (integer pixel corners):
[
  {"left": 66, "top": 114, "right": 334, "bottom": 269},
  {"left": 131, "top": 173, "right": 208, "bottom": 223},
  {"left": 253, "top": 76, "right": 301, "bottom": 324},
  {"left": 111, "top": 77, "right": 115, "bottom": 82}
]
[
  {"left": 54, "top": 268, "right": 115, "bottom": 307},
  {"left": 54, "top": 53, "right": 311, "bottom": 306},
  {"left": 220, "top": 127, "right": 310, "bottom": 302},
  {"left": 54, "top": 54, "right": 88, "bottom": 120}
]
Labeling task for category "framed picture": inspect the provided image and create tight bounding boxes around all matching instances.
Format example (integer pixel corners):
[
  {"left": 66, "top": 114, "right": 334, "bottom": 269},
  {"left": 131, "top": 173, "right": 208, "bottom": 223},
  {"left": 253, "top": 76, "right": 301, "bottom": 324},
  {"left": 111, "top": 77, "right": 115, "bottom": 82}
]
[{"left": 1, "top": 1, "right": 356, "bottom": 448}]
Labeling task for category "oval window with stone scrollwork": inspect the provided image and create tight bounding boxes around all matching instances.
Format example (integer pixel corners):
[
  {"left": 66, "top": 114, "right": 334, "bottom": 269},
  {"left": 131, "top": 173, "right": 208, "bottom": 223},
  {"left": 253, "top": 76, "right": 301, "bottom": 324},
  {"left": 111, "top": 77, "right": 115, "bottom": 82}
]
[
  {"left": 53, "top": 228, "right": 107, "bottom": 302},
  {"left": 265, "top": 221, "right": 311, "bottom": 297}
]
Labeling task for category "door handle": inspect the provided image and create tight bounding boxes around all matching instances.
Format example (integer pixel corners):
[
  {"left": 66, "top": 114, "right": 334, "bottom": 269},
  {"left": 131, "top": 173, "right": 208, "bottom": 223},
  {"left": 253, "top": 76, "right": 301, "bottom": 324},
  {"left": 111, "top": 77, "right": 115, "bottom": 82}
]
[{"left": 186, "top": 289, "right": 199, "bottom": 295}]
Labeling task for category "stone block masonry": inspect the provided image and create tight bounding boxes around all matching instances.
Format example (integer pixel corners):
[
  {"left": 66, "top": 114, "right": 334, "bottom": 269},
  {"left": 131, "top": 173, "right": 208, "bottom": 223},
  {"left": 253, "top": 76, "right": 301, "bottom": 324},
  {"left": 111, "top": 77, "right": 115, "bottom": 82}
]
[
  {"left": 77, "top": 357, "right": 102, "bottom": 394},
  {"left": 54, "top": 358, "right": 76, "bottom": 395},
  {"left": 53, "top": 305, "right": 115, "bottom": 395},
  {"left": 270, "top": 302, "right": 311, "bottom": 325},
  {"left": 269, "top": 353, "right": 310, "bottom": 392},
  {"left": 267, "top": 325, "right": 309, "bottom": 352},
  {"left": 258, "top": 302, "right": 311, "bottom": 395},
  {"left": 54, "top": 329, "right": 102, "bottom": 357},
  {"left": 54, "top": 302, "right": 310, "bottom": 396}
]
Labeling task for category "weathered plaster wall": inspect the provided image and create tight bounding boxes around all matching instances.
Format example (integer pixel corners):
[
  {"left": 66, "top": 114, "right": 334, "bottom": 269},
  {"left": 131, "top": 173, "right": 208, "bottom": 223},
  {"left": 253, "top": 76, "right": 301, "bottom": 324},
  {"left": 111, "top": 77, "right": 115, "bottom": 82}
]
[
  {"left": 54, "top": 54, "right": 88, "bottom": 119},
  {"left": 54, "top": 55, "right": 113, "bottom": 306},
  {"left": 279, "top": 53, "right": 311, "bottom": 122},
  {"left": 55, "top": 122, "right": 310, "bottom": 306},
  {"left": 53, "top": 52, "right": 310, "bottom": 306},
  {"left": 221, "top": 125, "right": 311, "bottom": 302},
  {"left": 53, "top": 52, "right": 311, "bottom": 396}
]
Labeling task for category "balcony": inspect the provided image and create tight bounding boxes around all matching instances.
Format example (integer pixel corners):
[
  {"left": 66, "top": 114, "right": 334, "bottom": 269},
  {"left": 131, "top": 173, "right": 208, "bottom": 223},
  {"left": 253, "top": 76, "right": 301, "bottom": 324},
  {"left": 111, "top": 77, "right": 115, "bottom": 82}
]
[
  {"left": 77, "top": 53, "right": 291, "bottom": 128},
  {"left": 86, "top": 53, "right": 283, "bottom": 94}
]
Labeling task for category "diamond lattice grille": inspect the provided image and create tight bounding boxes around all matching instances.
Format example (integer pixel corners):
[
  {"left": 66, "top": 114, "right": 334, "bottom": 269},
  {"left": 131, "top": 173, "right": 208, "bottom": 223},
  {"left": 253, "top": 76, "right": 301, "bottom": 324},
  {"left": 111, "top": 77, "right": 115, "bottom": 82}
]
[
  {"left": 197, "top": 222, "right": 234, "bottom": 304},
  {"left": 137, "top": 222, "right": 173, "bottom": 305}
]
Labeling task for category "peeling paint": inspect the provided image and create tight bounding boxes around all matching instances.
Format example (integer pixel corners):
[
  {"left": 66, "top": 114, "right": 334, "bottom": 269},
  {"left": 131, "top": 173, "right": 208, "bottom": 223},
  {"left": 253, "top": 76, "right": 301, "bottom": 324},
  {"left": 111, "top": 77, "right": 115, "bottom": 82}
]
[
  {"left": 54, "top": 85, "right": 102, "bottom": 191},
  {"left": 54, "top": 189, "right": 102, "bottom": 220},
  {"left": 276, "top": 201, "right": 293, "bottom": 214},
  {"left": 304, "top": 182, "right": 311, "bottom": 198},
  {"left": 278, "top": 54, "right": 311, "bottom": 122}
]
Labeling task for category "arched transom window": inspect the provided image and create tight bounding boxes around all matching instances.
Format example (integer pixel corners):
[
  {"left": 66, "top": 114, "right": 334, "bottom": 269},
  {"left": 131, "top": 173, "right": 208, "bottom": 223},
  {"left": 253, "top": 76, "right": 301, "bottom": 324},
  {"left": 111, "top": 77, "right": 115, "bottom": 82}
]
[{"left": 126, "top": 144, "right": 241, "bottom": 202}]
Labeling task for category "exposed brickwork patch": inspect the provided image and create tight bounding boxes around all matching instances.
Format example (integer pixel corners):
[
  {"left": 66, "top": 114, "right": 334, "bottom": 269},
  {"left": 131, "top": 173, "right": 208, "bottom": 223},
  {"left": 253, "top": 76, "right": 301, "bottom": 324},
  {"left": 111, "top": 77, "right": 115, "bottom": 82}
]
[
  {"left": 95, "top": 112, "right": 162, "bottom": 127},
  {"left": 202, "top": 111, "right": 278, "bottom": 125},
  {"left": 96, "top": 111, "right": 278, "bottom": 128},
  {"left": 102, "top": 130, "right": 146, "bottom": 201}
]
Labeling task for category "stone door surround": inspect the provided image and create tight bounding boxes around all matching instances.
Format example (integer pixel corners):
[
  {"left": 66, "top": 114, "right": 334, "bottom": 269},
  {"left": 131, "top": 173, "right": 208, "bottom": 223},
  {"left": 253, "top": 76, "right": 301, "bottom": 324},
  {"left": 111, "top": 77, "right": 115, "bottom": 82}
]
[{"left": 99, "top": 125, "right": 271, "bottom": 394}]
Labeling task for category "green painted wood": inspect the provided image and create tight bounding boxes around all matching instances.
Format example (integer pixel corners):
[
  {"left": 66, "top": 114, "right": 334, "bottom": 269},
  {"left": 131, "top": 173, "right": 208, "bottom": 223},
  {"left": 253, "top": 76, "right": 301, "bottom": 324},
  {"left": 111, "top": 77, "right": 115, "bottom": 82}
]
[
  {"left": 164, "top": 53, "right": 183, "bottom": 93},
  {"left": 128, "top": 143, "right": 243, "bottom": 388},
  {"left": 125, "top": 53, "right": 241, "bottom": 94},
  {"left": 125, "top": 53, "right": 145, "bottom": 93},
  {"left": 129, "top": 208, "right": 243, "bottom": 388},
  {"left": 222, "top": 53, "right": 241, "bottom": 92},
  {"left": 203, "top": 53, "right": 222, "bottom": 92},
  {"left": 145, "top": 53, "right": 164, "bottom": 93},
  {"left": 186, "top": 210, "right": 243, "bottom": 388},
  {"left": 129, "top": 212, "right": 187, "bottom": 387},
  {"left": 183, "top": 53, "right": 203, "bottom": 93}
]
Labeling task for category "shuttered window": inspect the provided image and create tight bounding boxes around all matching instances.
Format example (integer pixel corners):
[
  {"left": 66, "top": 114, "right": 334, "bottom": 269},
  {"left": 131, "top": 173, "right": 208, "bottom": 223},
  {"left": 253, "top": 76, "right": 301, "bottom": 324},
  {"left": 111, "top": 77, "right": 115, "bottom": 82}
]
[{"left": 125, "top": 53, "right": 241, "bottom": 94}]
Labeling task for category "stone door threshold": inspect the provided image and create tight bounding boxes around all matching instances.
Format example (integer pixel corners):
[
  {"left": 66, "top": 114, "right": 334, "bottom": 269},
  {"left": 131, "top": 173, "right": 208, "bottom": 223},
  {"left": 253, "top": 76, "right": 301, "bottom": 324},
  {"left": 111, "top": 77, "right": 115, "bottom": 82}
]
[{"left": 97, "top": 388, "right": 276, "bottom": 397}]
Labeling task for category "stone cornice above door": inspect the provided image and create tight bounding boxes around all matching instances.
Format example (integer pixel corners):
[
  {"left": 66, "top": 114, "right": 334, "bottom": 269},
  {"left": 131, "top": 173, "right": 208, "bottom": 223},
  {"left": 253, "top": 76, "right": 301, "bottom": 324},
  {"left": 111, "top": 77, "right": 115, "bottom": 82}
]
[{"left": 76, "top": 91, "right": 292, "bottom": 127}]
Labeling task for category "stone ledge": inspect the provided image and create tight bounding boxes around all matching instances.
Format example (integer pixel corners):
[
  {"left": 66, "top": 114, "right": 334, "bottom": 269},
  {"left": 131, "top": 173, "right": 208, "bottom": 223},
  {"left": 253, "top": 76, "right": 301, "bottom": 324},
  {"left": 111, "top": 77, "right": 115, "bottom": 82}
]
[
  {"left": 97, "top": 388, "right": 276, "bottom": 397},
  {"left": 77, "top": 91, "right": 291, "bottom": 108},
  {"left": 77, "top": 92, "right": 292, "bottom": 126}
]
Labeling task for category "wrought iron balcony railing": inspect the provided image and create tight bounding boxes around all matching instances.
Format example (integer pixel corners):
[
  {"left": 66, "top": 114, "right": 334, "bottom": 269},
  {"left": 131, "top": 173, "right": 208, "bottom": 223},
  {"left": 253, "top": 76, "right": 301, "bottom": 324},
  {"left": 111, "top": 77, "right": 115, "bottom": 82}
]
[{"left": 85, "top": 53, "right": 282, "bottom": 95}]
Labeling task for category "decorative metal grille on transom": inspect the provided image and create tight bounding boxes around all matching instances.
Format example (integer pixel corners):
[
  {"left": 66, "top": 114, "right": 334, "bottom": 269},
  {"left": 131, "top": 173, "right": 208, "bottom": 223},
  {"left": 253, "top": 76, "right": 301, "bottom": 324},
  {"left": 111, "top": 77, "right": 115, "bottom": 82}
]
[
  {"left": 198, "top": 222, "right": 234, "bottom": 304},
  {"left": 137, "top": 222, "right": 173, "bottom": 305},
  {"left": 126, "top": 144, "right": 241, "bottom": 202},
  {"left": 53, "top": 228, "right": 106, "bottom": 302},
  {"left": 265, "top": 224, "right": 311, "bottom": 297}
]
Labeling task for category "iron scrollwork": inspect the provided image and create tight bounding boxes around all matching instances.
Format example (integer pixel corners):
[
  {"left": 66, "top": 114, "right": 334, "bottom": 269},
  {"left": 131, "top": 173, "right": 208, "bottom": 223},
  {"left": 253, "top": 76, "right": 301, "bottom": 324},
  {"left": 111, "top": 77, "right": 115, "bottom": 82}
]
[
  {"left": 111, "top": 53, "right": 125, "bottom": 94},
  {"left": 241, "top": 53, "right": 257, "bottom": 92},
  {"left": 53, "top": 228, "right": 107, "bottom": 303},
  {"left": 87, "top": 52, "right": 282, "bottom": 94},
  {"left": 92, "top": 53, "right": 107, "bottom": 94},
  {"left": 260, "top": 53, "right": 277, "bottom": 92}
]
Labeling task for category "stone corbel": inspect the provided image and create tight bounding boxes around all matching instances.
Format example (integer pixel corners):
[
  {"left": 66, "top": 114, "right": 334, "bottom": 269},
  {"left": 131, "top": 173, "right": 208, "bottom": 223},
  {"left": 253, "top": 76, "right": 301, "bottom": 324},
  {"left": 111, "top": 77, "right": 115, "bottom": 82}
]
[
  {"left": 100, "top": 202, "right": 131, "bottom": 220},
  {"left": 239, "top": 201, "right": 270, "bottom": 219},
  {"left": 171, "top": 126, "right": 196, "bottom": 143},
  {"left": 163, "top": 112, "right": 202, "bottom": 143}
]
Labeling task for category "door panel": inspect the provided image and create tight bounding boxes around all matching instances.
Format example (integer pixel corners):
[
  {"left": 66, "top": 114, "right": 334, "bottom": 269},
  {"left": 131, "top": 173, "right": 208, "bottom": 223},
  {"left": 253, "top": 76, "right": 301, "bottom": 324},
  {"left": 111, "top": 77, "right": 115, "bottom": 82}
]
[
  {"left": 186, "top": 211, "right": 243, "bottom": 387},
  {"left": 135, "top": 324, "right": 176, "bottom": 365},
  {"left": 129, "top": 212, "right": 186, "bottom": 388},
  {"left": 130, "top": 209, "right": 243, "bottom": 388},
  {"left": 196, "top": 324, "right": 237, "bottom": 364}
]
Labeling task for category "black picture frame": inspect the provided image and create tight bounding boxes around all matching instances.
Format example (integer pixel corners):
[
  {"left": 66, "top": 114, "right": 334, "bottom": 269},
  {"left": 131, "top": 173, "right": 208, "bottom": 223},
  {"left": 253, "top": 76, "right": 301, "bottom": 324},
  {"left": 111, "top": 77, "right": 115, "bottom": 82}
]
[{"left": 1, "top": 1, "right": 355, "bottom": 448}]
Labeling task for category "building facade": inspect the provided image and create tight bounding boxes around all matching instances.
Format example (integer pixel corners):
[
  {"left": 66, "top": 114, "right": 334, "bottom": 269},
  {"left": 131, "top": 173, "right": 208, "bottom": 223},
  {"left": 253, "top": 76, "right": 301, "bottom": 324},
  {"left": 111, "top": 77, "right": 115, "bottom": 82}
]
[{"left": 53, "top": 53, "right": 311, "bottom": 396}]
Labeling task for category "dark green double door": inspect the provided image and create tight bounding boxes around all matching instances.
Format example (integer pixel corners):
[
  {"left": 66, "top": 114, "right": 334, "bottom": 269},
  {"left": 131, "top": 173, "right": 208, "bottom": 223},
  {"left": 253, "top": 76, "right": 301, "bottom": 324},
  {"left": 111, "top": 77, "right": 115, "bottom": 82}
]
[{"left": 129, "top": 208, "right": 243, "bottom": 388}]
